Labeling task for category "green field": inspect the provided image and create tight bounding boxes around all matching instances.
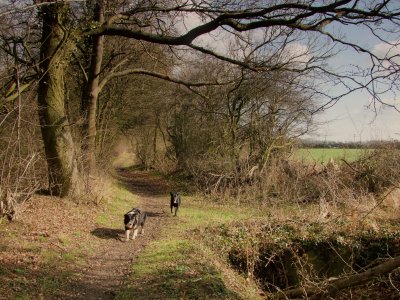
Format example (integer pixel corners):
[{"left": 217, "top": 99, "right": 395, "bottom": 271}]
[{"left": 294, "top": 148, "right": 367, "bottom": 164}]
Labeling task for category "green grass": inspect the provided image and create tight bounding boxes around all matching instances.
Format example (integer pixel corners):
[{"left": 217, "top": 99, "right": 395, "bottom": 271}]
[
  {"left": 118, "top": 239, "right": 240, "bottom": 300},
  {"left": 116, "top": 196, "right": 265, "bottom": 300},
  {"left": 178, "top": 202, "right": 265, "bottom": 229},
  {"left": 294, "top": 148, "right": 367, "bottom": 164}
]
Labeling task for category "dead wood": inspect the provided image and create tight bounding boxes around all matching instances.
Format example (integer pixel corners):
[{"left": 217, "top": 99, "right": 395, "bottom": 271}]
[{"left": 275, "top": 256, "right": 400, "bottom": 299}]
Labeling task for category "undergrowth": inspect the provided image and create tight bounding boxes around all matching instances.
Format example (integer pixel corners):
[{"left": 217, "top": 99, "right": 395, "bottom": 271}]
[{"left": 196, "top": 217, "right": 400, "bottom": 297}]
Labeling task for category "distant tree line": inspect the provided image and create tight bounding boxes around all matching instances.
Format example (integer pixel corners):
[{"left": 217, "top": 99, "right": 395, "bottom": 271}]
[{"left": 300, "top": 139, "right": 400, "bottom": 149}]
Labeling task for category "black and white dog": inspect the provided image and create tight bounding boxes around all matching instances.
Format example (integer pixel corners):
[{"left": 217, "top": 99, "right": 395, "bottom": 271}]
[
  {"left": 124, "top": 208, "right": 147, "bottom": 241},
  {"left": 170, "top": 192, "right": 181, "bottom": 216}
]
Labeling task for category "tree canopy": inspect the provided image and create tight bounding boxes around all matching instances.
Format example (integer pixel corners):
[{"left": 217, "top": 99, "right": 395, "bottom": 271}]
[{"left": 0, "top": 0, "right": 399, "bottom": 196}]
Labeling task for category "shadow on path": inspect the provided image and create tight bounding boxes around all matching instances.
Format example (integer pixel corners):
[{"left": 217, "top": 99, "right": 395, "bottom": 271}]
[
  {"left": 116, "top": 168, "right": 171, "bottom": 197},
  {"left": 146, "top": 211, "right": 166, "bottom": 217},
  {"left": 91, "top": 228, "right": 125, "bottom": 240}
]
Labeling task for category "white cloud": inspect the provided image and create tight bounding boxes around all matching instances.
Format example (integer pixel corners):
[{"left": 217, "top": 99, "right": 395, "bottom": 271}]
[
  {"left": 372, "top": 40, "right": 400, "bottom": 73},
  {"left": 177, "top": 13, "right": 230, "bottom": 53},
  {"left": 379, "top": 97, "right": 400, "bottom": 110},
  {"left": 373, "top": 40, "right": 400, "bottom": 62},
  {"left": 310, "top": 91, "right": 400, "bottom": 142},
  {"left": 283, "top": 42, "right": 313, "bottom": 66}
]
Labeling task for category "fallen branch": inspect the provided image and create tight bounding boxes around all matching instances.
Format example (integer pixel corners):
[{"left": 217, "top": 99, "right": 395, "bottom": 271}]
[{"left": 275, "top": 256, "right": 400, "bottom": 299}]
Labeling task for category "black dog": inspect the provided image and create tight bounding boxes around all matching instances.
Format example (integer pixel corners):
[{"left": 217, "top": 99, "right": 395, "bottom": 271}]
[
  {"left": 170, "top": 192, "right": 181, "bottom": 216},
  {"left": 124, "top": 208, "right": 147, "bottom": 241}
]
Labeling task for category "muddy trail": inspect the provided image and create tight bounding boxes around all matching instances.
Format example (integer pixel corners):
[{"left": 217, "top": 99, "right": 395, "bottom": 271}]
[{"left": 64, "top": 170, "right": 173, "bottom": 299}]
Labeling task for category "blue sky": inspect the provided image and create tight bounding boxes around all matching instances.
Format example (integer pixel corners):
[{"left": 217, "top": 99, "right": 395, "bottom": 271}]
[
  {"left": 308, "top": 21, "right": 400, "bottom": 142},
  {"left": 1, "top": 1, "right": 398, "bottom": 142},
  {"left": 182, "top": 9, "right": 400, "bottom": 142}
]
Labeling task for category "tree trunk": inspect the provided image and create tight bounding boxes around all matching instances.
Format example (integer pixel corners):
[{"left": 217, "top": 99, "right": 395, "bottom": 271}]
[
  {"left": 83, "top": 0, "right": 105, "bottom": 174},
  {"left": 37, "top": 3, "right": 81, "bottom": 197}
]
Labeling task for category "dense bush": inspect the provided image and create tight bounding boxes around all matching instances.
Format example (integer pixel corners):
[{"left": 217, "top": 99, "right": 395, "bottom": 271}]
[{"left": 198, "top": 147, "right": 400, "bottom": 206}]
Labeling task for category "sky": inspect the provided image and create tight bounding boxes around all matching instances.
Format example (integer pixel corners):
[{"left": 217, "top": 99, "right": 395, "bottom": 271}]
[
  {"left": 296, "top": 22, "right": 398, "bottom": 142},
  {"left": 308, "top": 21, "right": 400, "bottom": 142},
  {"left": 182, "top": 7, "right": 400, "bottom": 143},
  {"left": 1, "top": 1, "right": 398, "bottom": 142},
  {"left": 311, "top": 93, "right": 400, "bottom": 142}
]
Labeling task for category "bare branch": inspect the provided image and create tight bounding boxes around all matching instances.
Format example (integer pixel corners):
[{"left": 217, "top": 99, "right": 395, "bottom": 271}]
[
  {"left": 98, "top": 67, "right": 232, "bottom": 94},
  {"left": 277, "top": 256, "right": 400, "bottom": 299}
]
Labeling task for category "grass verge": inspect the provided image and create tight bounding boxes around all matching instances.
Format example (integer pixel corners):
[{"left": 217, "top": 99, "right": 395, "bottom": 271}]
[{"left": 116, "top": 196, "right": 266, "bottom": 300}]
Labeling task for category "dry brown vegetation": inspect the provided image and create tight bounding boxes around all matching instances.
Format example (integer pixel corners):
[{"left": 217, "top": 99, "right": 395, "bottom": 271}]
[
  {"left": 2, "top": 148, "right": 400, "bottom": 299},
  {"left": 0, "top": 194, "right": 98, "bottom": 298},
  {"left": 193, "top": 147, "right": 400, "bottom": 206},
  {"left": 185, "top": 147, "right": 400, "bottom": 298},
  {"left": 0, "top": 1, "right": 400, "bottom": 299}
]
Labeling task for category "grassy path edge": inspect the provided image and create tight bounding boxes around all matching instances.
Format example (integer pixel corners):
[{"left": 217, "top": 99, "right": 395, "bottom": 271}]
[{"left": 114, "top": 184, "right": 264, "bottom": 300}]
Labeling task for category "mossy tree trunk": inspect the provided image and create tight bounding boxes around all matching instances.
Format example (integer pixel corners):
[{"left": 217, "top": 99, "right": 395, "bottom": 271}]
[{"left": 37, "top": 3, "right": 81, "bottom": 197}]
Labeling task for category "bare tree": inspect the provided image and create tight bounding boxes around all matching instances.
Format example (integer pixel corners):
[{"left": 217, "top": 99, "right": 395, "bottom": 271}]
[
  {"left": 0, "top": 0, "right": 399, "bottom": 196},
  {"left": 162, "top": 58, "right": 317, "bottom": 189}
]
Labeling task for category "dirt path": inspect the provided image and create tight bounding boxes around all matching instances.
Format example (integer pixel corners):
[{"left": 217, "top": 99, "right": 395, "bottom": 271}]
[{"left": 64, "top": 170, "right": 172, "bottom": 299}]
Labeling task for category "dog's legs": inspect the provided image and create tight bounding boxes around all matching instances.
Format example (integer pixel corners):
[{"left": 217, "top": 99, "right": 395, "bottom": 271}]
[
  {"left": 140, "top": 225, "right": 145, "bottom": 235},
  {"left": 175, "top": 206, "right": 179, "bottom": 216},
  {"left": 171, "top": 206, "right": 173, "bottom": 214},
  {"left": 125, "top": 230, "right": 131, "bottom": 242},
  {"left": 132, "top": 228, "right": 138, "bottom": 239}
]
